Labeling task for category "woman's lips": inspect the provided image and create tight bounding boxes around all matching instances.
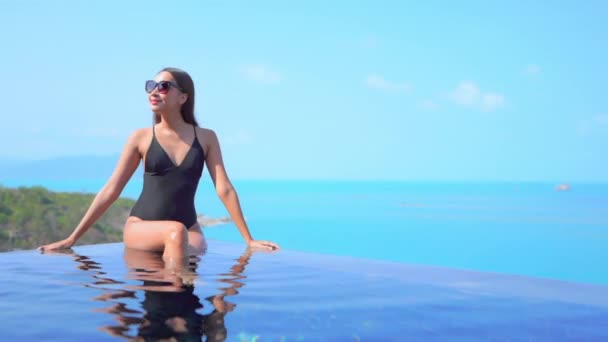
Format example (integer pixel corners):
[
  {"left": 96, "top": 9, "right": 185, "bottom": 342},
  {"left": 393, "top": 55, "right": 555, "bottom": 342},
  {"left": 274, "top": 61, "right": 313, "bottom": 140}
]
[{"left": 150, "top": 99, "right": 160, "bottom": 105}]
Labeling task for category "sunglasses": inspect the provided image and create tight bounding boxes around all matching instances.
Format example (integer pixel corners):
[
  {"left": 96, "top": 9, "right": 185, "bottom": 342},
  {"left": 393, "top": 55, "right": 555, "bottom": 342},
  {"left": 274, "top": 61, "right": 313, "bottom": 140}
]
[{"left": 145, "top": 80, "right": 185, "bottom": 94}]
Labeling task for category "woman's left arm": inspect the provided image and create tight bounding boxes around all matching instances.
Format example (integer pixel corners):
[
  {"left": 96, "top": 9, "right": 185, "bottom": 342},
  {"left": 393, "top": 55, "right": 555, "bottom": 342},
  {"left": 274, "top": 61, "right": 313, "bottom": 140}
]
[{"left": 202, "top": 128, "right": 280, "bottom": 251}]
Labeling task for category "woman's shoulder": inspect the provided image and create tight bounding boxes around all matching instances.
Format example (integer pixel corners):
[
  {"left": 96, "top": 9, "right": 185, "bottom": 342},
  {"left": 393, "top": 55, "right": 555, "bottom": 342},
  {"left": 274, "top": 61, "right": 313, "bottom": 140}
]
[
  {"left": 195, "top": 126, "right": 219, "bottom": 140},
  {"left": 129, "top": 127, "right": 153, "bottom": 139},
  {"left": 123, "top": 127, "right": 153, "bottom": 147},
  {"left": 195, "top": 126, "right": 215, "bottom": 135},
  {"left": 195, "top": 127, "right": 221, "bottom": 153}
]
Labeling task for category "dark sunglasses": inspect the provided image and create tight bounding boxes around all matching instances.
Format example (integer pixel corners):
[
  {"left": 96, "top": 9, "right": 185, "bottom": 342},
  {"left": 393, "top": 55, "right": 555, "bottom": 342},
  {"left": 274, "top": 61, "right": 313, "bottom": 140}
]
[{"left": 145, "top": 80, "right": 185, "bottom": 94}]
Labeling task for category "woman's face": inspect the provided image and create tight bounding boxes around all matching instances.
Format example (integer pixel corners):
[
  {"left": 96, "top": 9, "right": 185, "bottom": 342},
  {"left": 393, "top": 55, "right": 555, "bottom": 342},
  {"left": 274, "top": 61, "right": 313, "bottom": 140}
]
[{"left": 147, "top": 71, "right": 187, "bottom": 113}]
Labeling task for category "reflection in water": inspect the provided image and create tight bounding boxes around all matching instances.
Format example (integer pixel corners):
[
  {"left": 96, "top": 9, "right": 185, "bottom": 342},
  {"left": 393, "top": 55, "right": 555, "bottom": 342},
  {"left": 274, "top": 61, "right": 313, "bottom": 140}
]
[{"left": 54, "top": 246, "right": 256, "bottom": 341}]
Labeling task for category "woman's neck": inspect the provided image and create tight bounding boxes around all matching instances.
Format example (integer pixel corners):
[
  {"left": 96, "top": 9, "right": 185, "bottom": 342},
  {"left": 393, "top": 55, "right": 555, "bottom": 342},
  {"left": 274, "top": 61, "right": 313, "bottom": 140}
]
[{"left": 157, "top": 111, "right": 187, "bottom": 130}]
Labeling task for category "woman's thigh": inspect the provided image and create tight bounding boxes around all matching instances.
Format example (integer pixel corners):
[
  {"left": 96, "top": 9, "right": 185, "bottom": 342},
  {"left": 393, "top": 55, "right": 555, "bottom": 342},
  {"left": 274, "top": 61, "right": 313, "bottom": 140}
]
[
  {"left": 124, "top": 217, "right": 207, "bottom": 254},
  {"left": 123, "top": 217, "right": 186, "bottom": 252}
]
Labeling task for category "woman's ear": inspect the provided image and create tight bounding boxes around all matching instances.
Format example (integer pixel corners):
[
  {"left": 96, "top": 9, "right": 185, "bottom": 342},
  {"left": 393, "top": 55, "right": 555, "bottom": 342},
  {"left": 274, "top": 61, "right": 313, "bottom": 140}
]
[{"left": 179, "top": 93, "right": 188, "bottom": 105}]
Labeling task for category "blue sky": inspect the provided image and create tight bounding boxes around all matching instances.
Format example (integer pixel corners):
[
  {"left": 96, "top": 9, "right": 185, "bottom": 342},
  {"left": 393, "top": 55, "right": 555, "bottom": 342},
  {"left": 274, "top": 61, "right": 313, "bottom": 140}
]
[{"left": 1, "top": 0, "right": 606, "bottom": 181}]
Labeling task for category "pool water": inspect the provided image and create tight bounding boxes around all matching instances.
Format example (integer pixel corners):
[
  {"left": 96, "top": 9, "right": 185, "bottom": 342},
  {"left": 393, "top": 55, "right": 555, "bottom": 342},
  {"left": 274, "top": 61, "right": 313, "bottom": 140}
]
[{"left": 1, "top": 240, "right": 607, "bottom": 341}]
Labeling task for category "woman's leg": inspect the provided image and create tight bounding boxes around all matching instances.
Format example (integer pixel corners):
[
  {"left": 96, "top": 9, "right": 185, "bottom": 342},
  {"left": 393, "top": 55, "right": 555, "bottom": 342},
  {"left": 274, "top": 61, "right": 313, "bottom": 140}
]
[
  {"left": 123, "top": 217, "right": 189, "bottom": 269},
  {"left": 186, "top": 224, "right": 207, "bottom": 255},
  {"left": 124, "top": 217, "right": 208, "bottom": 266}
]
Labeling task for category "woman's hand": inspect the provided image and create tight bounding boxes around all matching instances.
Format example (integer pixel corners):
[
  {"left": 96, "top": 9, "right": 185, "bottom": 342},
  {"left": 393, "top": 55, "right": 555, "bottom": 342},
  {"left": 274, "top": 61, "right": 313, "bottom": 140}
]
[
  {"left": 38, "top": 238, "right": 75, "bottom": 253},
  {"left": 247, "top": 239, "right": 280, "bottom": 251}
]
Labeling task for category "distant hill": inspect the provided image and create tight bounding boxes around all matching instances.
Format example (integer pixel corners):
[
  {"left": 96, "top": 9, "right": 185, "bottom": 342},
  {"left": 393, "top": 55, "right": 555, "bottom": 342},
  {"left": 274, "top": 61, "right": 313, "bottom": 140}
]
[
  {"left": 0, "top": 185, "right": 135, "bottom": 252},
  {"left": 0, "top": 155, "right": 143, "bottom": 180}
]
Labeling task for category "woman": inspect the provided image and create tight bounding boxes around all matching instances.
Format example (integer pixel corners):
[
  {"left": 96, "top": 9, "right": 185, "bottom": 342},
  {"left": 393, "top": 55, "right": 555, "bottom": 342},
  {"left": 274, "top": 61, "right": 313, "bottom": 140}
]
[{"left": 38, "top": 67, "right": 280, "bottom": 267}]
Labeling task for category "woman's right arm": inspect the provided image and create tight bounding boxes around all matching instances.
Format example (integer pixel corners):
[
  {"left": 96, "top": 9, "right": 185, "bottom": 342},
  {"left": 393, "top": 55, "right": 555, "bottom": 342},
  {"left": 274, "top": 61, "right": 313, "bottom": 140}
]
[{"left": 38, "top": 129, "right": 144, "bottom": 252}]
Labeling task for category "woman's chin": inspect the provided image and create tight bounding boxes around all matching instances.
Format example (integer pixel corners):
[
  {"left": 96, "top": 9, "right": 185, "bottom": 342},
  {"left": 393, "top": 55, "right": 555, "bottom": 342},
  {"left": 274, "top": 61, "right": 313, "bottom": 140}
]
[{"left": 150, "top": 104, "right": 163, "bottom": 112}]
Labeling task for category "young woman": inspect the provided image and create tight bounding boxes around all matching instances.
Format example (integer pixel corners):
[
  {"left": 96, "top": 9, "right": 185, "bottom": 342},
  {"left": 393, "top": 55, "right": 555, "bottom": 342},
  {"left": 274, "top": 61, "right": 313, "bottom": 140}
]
[{"left": 38, "top": 67, "right": 280, "bottom": 267}]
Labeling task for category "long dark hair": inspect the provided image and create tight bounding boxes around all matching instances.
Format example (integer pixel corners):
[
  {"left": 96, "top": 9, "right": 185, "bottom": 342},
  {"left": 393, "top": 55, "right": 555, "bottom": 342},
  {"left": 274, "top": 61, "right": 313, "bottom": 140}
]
[{"left": 153, "top": 67, "right": 199, "bottom": 126}]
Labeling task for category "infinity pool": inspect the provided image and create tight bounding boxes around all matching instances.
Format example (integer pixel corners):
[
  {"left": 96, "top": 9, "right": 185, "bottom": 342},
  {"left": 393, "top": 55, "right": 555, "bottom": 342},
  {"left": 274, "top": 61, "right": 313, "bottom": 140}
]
[{"left": 1, "top": 240, "right": 607, "bottom": 341}]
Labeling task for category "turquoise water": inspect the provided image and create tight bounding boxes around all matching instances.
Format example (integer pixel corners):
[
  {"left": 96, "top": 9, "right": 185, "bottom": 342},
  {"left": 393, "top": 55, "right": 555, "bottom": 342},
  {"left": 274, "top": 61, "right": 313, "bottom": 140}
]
[{"left": 3, "top": 179, "right": 608, "bottom": 285}]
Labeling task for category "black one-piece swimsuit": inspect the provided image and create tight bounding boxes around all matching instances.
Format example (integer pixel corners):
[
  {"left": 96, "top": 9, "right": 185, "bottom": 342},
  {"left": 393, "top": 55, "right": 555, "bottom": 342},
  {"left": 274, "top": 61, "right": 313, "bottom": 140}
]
[{"left": 130, "top": 125, "right": 205, "bottom": 228}]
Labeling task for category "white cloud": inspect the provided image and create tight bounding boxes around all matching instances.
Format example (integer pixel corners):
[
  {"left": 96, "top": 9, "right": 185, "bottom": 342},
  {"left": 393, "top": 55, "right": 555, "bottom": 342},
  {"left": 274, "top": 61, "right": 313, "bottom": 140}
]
[
  {"left": 524, "top": 64, "right": 541, "bottom": 75},
  {"left": 481, "top": 93, "right": 505, "bottom": 112},
  {"left": 449, "top": 81, "right": 505, "bottom": 112},
  {"left": 419, "top": 100, "right": 440, "bottom": 111},
  {"left": 361, "top": 34, "right": 380, "bottom": 49},
  {"left": 71, "top": 127, "right": 123, "bottom": 137},
  {"left": 577, "top": 121, "right": 592, "bottom": 136},
  {"left": 240, "top": 65, "right": 283, "bottom": 84},
  {"left": 450, "top": 81, "right": 481, "bottom": 106},
  {"left": 224, "top": 129, "right": 253, "bottom": 145},
  {"left": 577, "top": 113, "right": 608, "bottom": 136},
  {"left": 365, "top": 73, "right": 412, "bottom": 93},
  {"left": 593, "top": 113, "right": 608, "bottom": 125}
]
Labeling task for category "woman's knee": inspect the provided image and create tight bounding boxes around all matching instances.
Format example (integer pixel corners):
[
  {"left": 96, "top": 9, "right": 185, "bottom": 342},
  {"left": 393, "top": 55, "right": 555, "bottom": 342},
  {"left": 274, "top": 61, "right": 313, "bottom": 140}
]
[{"left": 165, "top": 221, "right": 188, "bottom": 244}]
